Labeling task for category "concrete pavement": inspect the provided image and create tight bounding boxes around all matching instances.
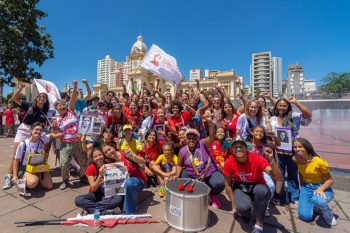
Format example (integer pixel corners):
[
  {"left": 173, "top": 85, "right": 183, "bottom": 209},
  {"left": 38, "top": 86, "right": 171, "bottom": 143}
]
[{"left": 0, "top": 137, "right": 350, "bottom": 233}]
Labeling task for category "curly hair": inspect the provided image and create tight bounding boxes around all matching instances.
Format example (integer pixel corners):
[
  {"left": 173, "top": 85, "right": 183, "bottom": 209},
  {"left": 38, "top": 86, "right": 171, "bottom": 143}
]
[
  {"left": 169, "top": 99, "right": 183, "bottom": 113},
  {"left": 245, "top": 99, "right": 263, "bottom": 125}
]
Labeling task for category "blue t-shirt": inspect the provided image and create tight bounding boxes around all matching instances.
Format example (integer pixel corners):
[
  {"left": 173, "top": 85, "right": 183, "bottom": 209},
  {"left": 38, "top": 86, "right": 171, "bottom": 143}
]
[{"left": 66, "top": 99, "right": 86, "bottom": 118}]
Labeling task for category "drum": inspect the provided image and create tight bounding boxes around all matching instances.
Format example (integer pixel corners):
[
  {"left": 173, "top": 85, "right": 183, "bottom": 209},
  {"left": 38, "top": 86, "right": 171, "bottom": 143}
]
[{"left": 165, "top": 178, "right": 210, "bottom": 232}]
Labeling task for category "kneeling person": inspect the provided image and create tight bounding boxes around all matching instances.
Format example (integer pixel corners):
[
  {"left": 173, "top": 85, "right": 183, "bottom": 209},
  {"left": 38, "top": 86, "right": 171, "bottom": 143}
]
[{"left": 12, "top": 122, "right": 53, "bottom": 190}]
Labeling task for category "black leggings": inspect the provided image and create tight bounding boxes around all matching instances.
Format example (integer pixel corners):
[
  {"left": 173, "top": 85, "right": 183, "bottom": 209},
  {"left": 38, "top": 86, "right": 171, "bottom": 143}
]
[
  {"left": 233, "top": 184, "right": 271, "bottom": 222},
  {"left": 75, "top": 191, "right": 123, "bottom": 214}
]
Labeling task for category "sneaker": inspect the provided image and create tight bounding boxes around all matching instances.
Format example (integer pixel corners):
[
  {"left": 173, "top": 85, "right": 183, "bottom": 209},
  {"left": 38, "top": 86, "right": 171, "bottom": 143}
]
[
  {"left": 59, "top": 181, "right": 69, "bottom": 190},
  {"left": 322, "top": 208, "right": 337, "bottom": 226},
  {"left": 81, "top": 209, "right": 89, "bottom": 216},
  {"left": 210, "top": 195, "right": 221, "bottom": 209},
  {"left": 2, "top": 174, "right": 13, "bottom": 190},
  {"left": 251, "top": 226, "right": 263, "bottom": 233}
]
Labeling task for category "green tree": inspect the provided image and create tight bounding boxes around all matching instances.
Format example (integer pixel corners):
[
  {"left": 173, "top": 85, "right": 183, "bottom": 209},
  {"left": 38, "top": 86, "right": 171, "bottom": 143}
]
[
  {"left": 0, "top": 0, "right": 54, "bottom": 87},
  {"left": 255, "top": 88, "right": 261, "bottom": 96},
  {"left": 320, "top": 72, "right": 350, "bottom": 98}
]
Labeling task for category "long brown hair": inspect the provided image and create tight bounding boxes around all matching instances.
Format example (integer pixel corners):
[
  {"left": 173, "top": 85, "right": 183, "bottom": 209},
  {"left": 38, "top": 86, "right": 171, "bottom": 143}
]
[{"left": 245, "top": 99, "right": 263, "bottom": 125}]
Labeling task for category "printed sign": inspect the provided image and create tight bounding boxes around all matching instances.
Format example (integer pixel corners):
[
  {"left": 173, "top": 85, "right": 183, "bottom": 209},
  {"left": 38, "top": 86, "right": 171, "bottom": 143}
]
[{"left": 104, "top": 162, "right": 128, "bottom": 198}]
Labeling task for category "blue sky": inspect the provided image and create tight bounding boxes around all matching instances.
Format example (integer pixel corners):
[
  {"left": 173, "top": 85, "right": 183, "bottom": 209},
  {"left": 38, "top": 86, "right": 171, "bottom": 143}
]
[{"left": 4, "top": 0, "right": 350, "bottom": 94}]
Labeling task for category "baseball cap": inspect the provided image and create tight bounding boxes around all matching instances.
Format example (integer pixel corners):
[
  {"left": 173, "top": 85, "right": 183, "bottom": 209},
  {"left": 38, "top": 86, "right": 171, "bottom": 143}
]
[
  {"left": 123, "top": 124, "right": 132, "bottom": 131},
  {"left": 231, "top": 136, "right": 247, "bottom": 147}
]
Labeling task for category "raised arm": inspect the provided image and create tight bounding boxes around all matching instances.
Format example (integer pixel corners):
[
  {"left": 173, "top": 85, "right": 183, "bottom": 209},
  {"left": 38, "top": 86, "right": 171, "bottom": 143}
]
[
  {"left": 288, "top": 96, "right": 312, "bottom": 119},
  {"left": 82, "top": 79, "right": 91, "bottom": 101},
  {"left": 12, "top": 83, "right": 26, "bottom": 106},
  {"left": 204, "top": 113, "right": 216, "bottom": 148},
  {"left": 69, "top": 80, "right": 78, "bottom": 112}
]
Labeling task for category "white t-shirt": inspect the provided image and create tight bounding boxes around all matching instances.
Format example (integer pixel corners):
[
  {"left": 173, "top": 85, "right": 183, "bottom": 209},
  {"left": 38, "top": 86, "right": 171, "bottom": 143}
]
[
  {"left": 236, "top": 114, "right": 266, "bottom": 140},
  {"left": 15, "top": 135, "right": 50, "bottom": 166}
]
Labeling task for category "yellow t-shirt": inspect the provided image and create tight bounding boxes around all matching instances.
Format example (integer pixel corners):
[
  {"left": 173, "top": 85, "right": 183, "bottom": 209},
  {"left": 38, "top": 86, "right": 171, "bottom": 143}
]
[
  {"left": 297, "top": 156, "right": 330, "bottom": 184},
  {"left": 120, "top": 138, "right": 142, "bottom": 154},
  {"left": 155, "top": 154, "right": 178, "bottom": 167}
]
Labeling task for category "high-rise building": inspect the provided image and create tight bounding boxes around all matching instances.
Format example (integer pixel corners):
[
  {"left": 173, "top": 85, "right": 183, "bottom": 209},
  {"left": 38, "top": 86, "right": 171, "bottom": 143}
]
[
  {"left": 250, "top": 52, "right": 272, "bottom": 97},
  {"left": 97, "top": 55, "right": 116, "bottom": 87},
  {"left": 250, "top": 52, "right": 282, "bottom": 98},
  {"left": 287, "top": 64, "right": 304, "bottom": 96},
  {"left": 271, "top": 57, "right": 282, "bottom": 98},
  {"left": 189, "top": 68, "right": 203, "bottom": 81}
]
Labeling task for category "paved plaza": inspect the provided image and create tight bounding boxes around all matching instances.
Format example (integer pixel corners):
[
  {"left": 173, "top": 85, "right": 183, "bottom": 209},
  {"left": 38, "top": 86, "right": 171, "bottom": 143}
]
[{"left": 0, "top": 136, "right": 350, "bottom": 233}]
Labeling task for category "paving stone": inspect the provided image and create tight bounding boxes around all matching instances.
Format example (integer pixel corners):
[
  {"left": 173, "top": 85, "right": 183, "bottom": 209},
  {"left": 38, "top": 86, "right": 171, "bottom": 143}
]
[
  {"left": 0, "top": 205, "right": 54, "bottom": 233},
  {"left": 335, "top": 190, "right": 350, "bottom": 204},
  {"left": 29, "top": 225, "right": 90, "bottom": 233},
  {"left": 336, "top": 201, "right": 350, "bottom": 220},
  {"left": 0, "top": 195, "right": 27, "bottom": 216},
  {"left": 34, "top": 189, "right": 81, "bottom": 218}
]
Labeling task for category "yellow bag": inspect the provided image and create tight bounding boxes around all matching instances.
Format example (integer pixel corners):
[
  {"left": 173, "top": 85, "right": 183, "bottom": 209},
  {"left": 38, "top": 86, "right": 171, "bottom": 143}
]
[{"left": 26, "top": 153, "right": 49, "bottom": 173}]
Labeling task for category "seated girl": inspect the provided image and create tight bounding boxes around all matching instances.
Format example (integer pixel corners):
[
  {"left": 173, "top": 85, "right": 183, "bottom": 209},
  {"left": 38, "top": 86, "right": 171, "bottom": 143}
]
[
  {"left": 75, "top": 147, "right": 123, "bottom": 214},
  {"left": 292, "top": 137, "right": 336, "bottom": 226},
  {"left": 152, "top": 142, "right": 178, "bottom": 197},
  {"left": 101, "top": 142, "right": 147, "bottom": 214},
  {"left": 12, "top": 122, "right": 53, "bottom": 190}
]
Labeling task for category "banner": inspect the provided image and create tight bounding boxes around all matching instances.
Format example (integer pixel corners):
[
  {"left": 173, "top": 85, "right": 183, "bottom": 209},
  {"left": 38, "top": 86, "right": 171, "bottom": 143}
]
[
  {"left": 34, "top": 79, "right": 61, "bottom": 109},
  {"left": 140, "top": 44, "right": 182, "bottom": 84}
]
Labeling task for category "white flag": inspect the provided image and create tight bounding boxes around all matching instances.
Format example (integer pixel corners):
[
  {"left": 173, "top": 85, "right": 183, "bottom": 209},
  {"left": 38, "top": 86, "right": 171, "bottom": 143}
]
[
  {"left": 34, "top": 78, "right": 61, "bottom": 109},
  {"left": 141, "top": 44, "right": 182, "bottom": 84}
]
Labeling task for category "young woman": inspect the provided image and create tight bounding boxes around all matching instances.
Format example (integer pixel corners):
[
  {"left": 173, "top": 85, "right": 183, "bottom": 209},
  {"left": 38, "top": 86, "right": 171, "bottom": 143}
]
[
  {"left": 292, "top": 138, "right": 336, "bottom": 226},
  {"left": 236, "top": 99, "right": 271, "bottom": 140},
  {"left": 209, "top": 126, "right": 231, "bottom": 171},
  {"left": 167, "top": 100, "right": 192, "bottom": 135},
  {"left": 4, "top": 103, "right": 16, "bottom": 138},
  {"left": 142, "top": 129, "right": 159, "bottom": 184},
  {"left": 51, "top": 81, "right": 88, "bottom": 190},
  {"left": 270, "top": 97, "right": 312, "bottom": 204},
  {"left": 12, "top": 122, "right": 53, "bottom": 190},
  {"left": 3, "top": 83, "right": 50, "bottom": 190},
  {"left": 246, "top": 126, "right": 283, "bottom": 215},
  {"left": 221, "top": 101, "right": 240, "bottom": 139},
  {"left": 75, "top": 147, "right": 123, "bottom": 214},
  {"left": 101, "top": 142, "right": 147, "bottom": 214}
]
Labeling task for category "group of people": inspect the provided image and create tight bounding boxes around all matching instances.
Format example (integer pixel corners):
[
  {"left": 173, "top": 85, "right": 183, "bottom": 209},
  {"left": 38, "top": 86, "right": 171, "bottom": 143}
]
[{"left": 1, "top": 78, "right": 337, "bottom": 232}]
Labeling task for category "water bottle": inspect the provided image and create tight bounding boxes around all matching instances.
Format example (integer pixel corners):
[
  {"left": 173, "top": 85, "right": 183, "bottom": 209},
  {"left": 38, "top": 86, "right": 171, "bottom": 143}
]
[{"left": 93, "top": 206, "right": 100, "bottom": 228}]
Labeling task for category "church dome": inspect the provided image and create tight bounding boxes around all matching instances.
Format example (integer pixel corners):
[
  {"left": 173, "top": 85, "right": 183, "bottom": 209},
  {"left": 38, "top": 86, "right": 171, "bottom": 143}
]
[{"left": 130, "top": 35, "right": 148, "bottom": 55}]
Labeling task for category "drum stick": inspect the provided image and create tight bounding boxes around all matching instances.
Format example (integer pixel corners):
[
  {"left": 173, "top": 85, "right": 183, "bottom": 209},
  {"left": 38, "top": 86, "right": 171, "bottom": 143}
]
[{"left": 183, "top": 179, "right": 192, "bottom": 188}]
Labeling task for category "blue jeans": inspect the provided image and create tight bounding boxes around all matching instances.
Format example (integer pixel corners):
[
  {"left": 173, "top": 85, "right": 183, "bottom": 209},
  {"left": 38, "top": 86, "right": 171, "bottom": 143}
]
[
  {"left": 123, "top": 177, "right": 145, "bottom": 214},
  {"left": 278, "top": 153, "right": 299, "bottom": 203},
  {"left": 298, "top": 183, "right": 334, "bottom": 222}
]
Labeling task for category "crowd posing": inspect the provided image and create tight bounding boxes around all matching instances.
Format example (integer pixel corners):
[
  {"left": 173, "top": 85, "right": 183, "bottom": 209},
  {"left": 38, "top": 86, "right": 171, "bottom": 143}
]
[{"left": 1, "top": 79, "right": 337, "bottom": 233}]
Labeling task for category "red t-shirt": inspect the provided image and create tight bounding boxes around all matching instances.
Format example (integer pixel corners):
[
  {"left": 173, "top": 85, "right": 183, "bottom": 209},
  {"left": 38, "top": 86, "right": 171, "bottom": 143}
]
[
  {"left": 85, "top": 163, "right": 99, "bottom": 193},
  {"left": 106, "top": 113, "right": 124, "bottom": 127},
  {"left": 143, "top": 143, "right": 159, "bottom": 163},
  {"left": 125, "top": 111, "right": 142, "bottom": 126},
  {"left": 209, "top": 140, "right": 229, "bottom": 165},
  {"left": 121, "top": 156, "right": 147, "bottom": 183},
  {"left": 222, "top": 152, "right": 270, "bottom": 184},
  {"left": 168, "top": 111, "right": 192, "bottom": 133},
  {"left": 221, "top": 113, "right": 240, "bottom": 138}
]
